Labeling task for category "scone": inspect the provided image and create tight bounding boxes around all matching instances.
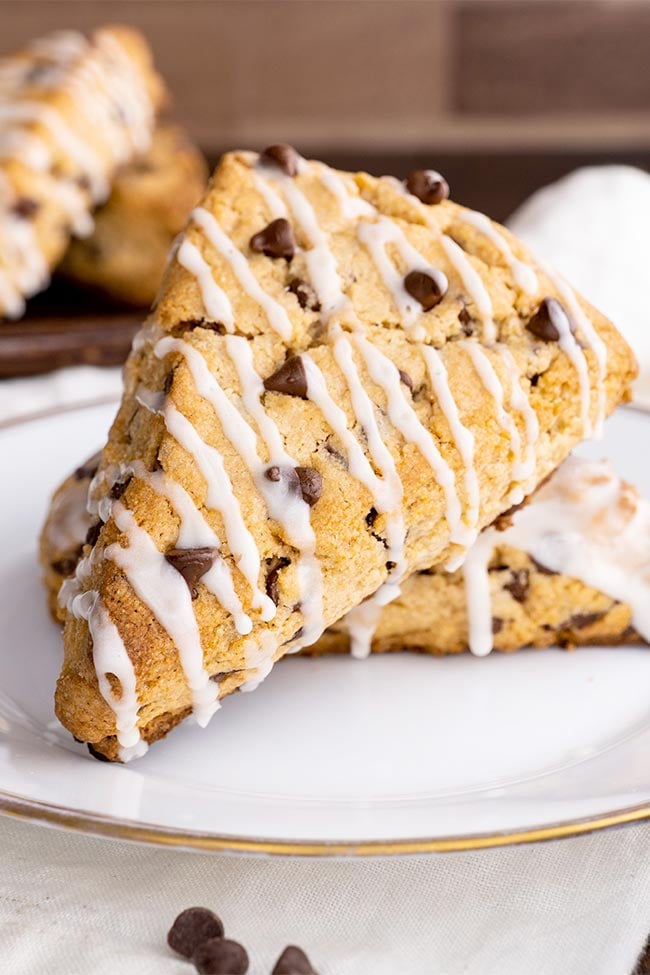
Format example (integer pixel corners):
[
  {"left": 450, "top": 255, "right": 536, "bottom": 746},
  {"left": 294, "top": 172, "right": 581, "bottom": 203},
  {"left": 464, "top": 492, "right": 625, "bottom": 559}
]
[
  {"left": 0, "top": 26, "right": 166, "bottom": 319},
  {"left": 55, "top": 146, "right": 636, "bottom": 761},
  {"left": 42, "top": 453, "right": 650, "bottom": 657},
  {"left": 59, "top": 124, "right": 208, "bottom": 306}
]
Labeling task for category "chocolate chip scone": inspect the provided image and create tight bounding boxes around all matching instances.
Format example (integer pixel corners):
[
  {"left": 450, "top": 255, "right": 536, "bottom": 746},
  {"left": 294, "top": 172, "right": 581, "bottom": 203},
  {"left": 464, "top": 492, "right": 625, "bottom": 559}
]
[
  {"left": 56, "top": 146, "right": 636, "bottom": 761},
  {"left": 0, "top": 26, "right": 166, "bottom": 319},
  {"left": 59, "top": 124, "right": 208, "bottom": 306},
  {"left": 42, "top": 454, "right": 649, "bottom": 658}
]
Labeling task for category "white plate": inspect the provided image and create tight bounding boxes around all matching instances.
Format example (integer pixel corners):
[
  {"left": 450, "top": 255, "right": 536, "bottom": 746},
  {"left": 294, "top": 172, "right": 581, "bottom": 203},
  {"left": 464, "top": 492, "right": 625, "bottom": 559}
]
[{"left": 1, "top": 402, "right": 650, "bottom": 855}]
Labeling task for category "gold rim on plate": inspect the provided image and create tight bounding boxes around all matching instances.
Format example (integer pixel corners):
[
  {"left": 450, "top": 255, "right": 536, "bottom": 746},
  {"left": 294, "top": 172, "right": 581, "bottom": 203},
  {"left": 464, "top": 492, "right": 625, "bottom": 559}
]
[{"left": 2, "top": 400, "right": 650, "bottom": 856}]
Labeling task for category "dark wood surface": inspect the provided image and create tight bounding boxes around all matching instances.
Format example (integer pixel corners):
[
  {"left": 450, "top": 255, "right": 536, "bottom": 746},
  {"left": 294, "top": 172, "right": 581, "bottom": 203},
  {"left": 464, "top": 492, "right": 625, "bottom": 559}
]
[{"left": 2, "top": 148, "right": 650, "bottom": 379}]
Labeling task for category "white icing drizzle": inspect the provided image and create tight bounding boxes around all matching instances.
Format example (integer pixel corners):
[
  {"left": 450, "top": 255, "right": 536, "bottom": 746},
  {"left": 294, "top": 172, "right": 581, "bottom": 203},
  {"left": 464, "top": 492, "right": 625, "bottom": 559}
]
[
  {"left": 357, "top": 216, "right": 448, "bottom": 340},
  {"left": 177, "top": 239, "right": 235, "bottom": 330},
  {"left": 420, "top": 344, "right": 480, "bottom": 552},
  {"left": 546, "top": 290, "right": 594, "bottom": 438},
  {"left": 440, "top": 235, "right": 496, "bottom": 344},
  {"left": 157, "top": 335, "right": 324, "bottom": 644},
  {"left": 497, "top": 345, "right": 539, "bottom": 483},
  {"left": 462, "top": 341, "right": 527, "bottom": 500},
  {"left": 251, "top": 172, "right": 288, "bottom": 219},
  {"left": 133, "top": 462, "right": 252, "bottom": 636},
  {"left": 461, "top": 210, "right": 538, "bottom": 295},
  {"left": 84, "top": 595, "right": 148, "bottom": 762},
  {"left": 542, "top": 262, "right": 607, "bottom": 439},
  {"left": 463, "top": 456, "right": 650, "bottom": 656},
  {"left": 315, "top": 163, "right": 375, "bottom": 220},
  {"left": 106, "top": 503, "right": 220, "bottom": 727},
  {"left": 138, "top": 387, "right": 275, "bottom": 621},
  {"left": 190, "top": 207, "right": 292, "bottom": 340}
]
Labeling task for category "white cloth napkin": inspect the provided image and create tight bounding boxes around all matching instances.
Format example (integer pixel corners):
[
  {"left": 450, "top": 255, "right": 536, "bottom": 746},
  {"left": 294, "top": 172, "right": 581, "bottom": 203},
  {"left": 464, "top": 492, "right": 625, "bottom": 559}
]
[
  {"left": 2, "top": 815, "right": 650, "bottom": 975},
  {"left": 4, "top": 168, "right": 650, "bottom": 974}
]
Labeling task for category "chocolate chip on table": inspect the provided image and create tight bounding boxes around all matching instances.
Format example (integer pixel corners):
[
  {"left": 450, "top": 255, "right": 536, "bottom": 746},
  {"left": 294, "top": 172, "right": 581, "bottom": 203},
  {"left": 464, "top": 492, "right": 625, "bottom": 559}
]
[
  {"left": 406, "top": 169, "right": 449, "bottom": 206},
  {"left": 504, "top": 568, "right": 530, "bottom": 603},
  {"left": 288, "top": 278, "right": 320, "bottom": 311},
  {"left": 261, "top": 143, "right": 300, "bottom": 177},
  {"left": 193, "top": 937, "right": 249, "bottom": 974},
  {"left": 295, "top": 466, "right": 322, "bottom": 506},
  {"left": 250, "top": 218, "right": 295, "bottom": 261},
  {"left": 11, "top": 197, "right": 39, "bottom": 219},
  {"left": 272, "top": 944, "right": 318, "bottom": 974},
  {"left": 265, "top": 556, "right": 291, "bottom": 605},
  {"left": 404, "top": 270, "right": 446, "bottom": 311},
  {"left": 264, "top": 356, "right": 308, "bottom": 398},
  {"left": 168, "top": 907, "right": 225, "bottom": 959},
  {"left": 526, "top": 297, "right": 570, "bottom": 342},
  {"left": 165, "top": 547, "right": 218, "bottom": 599}
]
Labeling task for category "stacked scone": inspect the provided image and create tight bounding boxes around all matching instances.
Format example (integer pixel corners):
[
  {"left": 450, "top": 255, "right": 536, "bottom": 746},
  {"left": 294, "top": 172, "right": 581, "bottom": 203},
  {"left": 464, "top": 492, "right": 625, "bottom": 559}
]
[
  {"left": 0, "top": 26, "right": 206, "bottom": 316},
  {"left": 36, "top": 136, "right": 639, "bottom": 761}
]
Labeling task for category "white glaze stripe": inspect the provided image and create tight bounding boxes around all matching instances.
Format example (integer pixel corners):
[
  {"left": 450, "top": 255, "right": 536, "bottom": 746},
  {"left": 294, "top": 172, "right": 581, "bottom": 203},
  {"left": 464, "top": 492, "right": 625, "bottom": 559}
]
[
  {"left": 224, "top": 334, "right": 324, "bottom": 644},
  {"left": 106, "top": 503, "right": 220, "bottom": 726},
  {"left": 177, "top": 239, "right": 235, "bottom": 329},
  {"left": 85, "top": 595, "right": 147, "bottom": 761},
  {"left": 498, "top": 345, "right": 539, "bottom": 483},
  {"left": 543, "top": 262, "right": 607, "bottom": 438},
  {"left": 462, "top": 341, "right": 527, "bottom": 497},
  {"left": 191, "top": 207, "right": 293, "bottom": 339},
  {"left": 440, "top": 235, "right": 496, "bottom": 344},
  {"left": 157, "top": 335, "right": 323, "bottom": 643},
  {"left": 461, "top": 210, "right": 538, "bottom": 294}
]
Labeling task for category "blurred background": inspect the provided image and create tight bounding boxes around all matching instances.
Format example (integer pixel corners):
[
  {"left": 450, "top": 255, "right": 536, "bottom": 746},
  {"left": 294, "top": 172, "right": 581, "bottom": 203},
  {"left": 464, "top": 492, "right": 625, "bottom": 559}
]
[{"left": 3, "top": 0, "right": 650, "bottom": 220}]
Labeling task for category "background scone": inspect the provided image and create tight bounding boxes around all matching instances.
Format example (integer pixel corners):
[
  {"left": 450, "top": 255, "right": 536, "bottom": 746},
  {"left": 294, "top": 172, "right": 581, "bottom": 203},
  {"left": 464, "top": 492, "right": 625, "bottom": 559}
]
[
  {"left": 59, "top": 124, "right": 208, "bottom": 307},
  {"left": 0, "top": 25, "right": 166, "bottom": 319},
  {"left": 56, "top": 147, "right": 636, "bottom": 760}
]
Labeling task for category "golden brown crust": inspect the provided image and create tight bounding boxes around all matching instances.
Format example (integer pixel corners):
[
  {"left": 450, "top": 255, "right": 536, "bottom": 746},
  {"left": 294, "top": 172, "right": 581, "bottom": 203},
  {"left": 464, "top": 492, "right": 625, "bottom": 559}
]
[{"left": 55, "top": 150, "right": 637, "bottom": 759}]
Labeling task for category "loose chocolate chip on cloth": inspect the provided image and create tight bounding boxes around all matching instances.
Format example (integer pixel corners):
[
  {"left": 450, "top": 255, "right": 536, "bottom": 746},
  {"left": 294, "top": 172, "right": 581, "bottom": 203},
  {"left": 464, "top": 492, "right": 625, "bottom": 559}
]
[
  {"left": 193, "top": 937, "right": 249, "bottom": 974},
  {"left": 272, "top": 944, "right": 318, "bottom": 974},
  {"left": 167, "top": 907, "right": 225, "bottom": 958}
]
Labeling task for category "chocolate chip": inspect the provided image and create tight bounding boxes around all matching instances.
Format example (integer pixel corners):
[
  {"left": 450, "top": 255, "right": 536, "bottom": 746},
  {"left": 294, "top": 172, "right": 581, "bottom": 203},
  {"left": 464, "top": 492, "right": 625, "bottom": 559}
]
[
  {"left": 272, "top": 945, "right": 317, "bottom": 974},
  {"left": 492, "top": 617, "right": 504, "bottom": 634},
  {"left": 288, "top": 278, "right": 320, "bottom": 311},
  {"left": 85, "top": 521, "right": 102, "bottom": 547},
  {"left": 175, "top": 319, "right": 226, "bottom": 336},
  {"left": 167, "top": 907, "right": 224, "bottom": 959},
  {"left": 261, "top": 143, "right": 300, "bottom": 177},
  {"left": 264, "top": 356, "right": 308, "bottom": 398},
  {"left": 51, "top": 551, "right": 82, "bottom": 577},
  {"left": 87, "top": 743, "right": 111, "bottom": 763},
  {"left": 265, "top": 556, "right": 290, "bottom": 605},
  {"left": 526, "top": 297, "right": 570, "bottom": 343},
  {"left": 504, "top": 569, "right": 529, "bottom": 603},
  {"left": 530, "top": 556, "right": 558, "bottom": 576},
  {"left": 11, "top": 197, "right": 39, "bottom": 219},
  {"left": 265, "top": 465, "right": 282, "bottom": 482},
  {"left": 250, "top": 218, "right": 295, "bottom": 261},
  {"left": 163, "top": 371, "right": 175, "bottom": 395},
  {"left": 366, "top": 507, "right": 378, "bottom": 528},
  {"left": 110, "top": 475, "right": 132, "bottom": 501},
  {"left": 459, "top": 306, "right": 474, "bottom": 336},
  {"left": 323, "top": 437, "right": 348, "bottom": 468},
  {"left": 398, "top": 369, "right": 414, "bottom": 390},
  {"left": 492, "top": 499, "right": 526, "bottom": 532},
  {"left": 406, "top": 169, "right": 449, "bottom": 206},
  {"left": 193, "top": 938, "right": 249, "bottom": 974},
  {"left": 566, "top": 612, "right": 605, "bottom": 629},
  {"left": 165, "top": 547, "right": 217, "bottom": 599},
  {"left": 74, "top": 453, "right": 100, "bottom": 481},
  {"left": 404, "top": 270, "right": 446, "bottom": 311},
  {"left": 295, "top": 467, "right": 322, "bottom": 506}
]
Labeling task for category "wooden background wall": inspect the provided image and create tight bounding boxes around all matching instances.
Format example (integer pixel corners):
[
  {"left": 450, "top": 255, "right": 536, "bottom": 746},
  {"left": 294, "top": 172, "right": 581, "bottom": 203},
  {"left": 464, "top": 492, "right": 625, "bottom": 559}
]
[{"left": 2, "top": 0, "right": 650, "bottom": 218}]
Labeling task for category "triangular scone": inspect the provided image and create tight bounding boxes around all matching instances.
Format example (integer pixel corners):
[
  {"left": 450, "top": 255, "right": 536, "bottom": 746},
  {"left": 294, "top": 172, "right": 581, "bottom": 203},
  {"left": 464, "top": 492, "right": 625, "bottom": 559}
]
[
  {"left": 56, "top": 147, "right": 636, "bottom": 760},
  {"left": 44, "top": 455, "right": 650, "bottom": 658},
  {"left": 0, "top": 26, "right": 166, "bottom": 319}
]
